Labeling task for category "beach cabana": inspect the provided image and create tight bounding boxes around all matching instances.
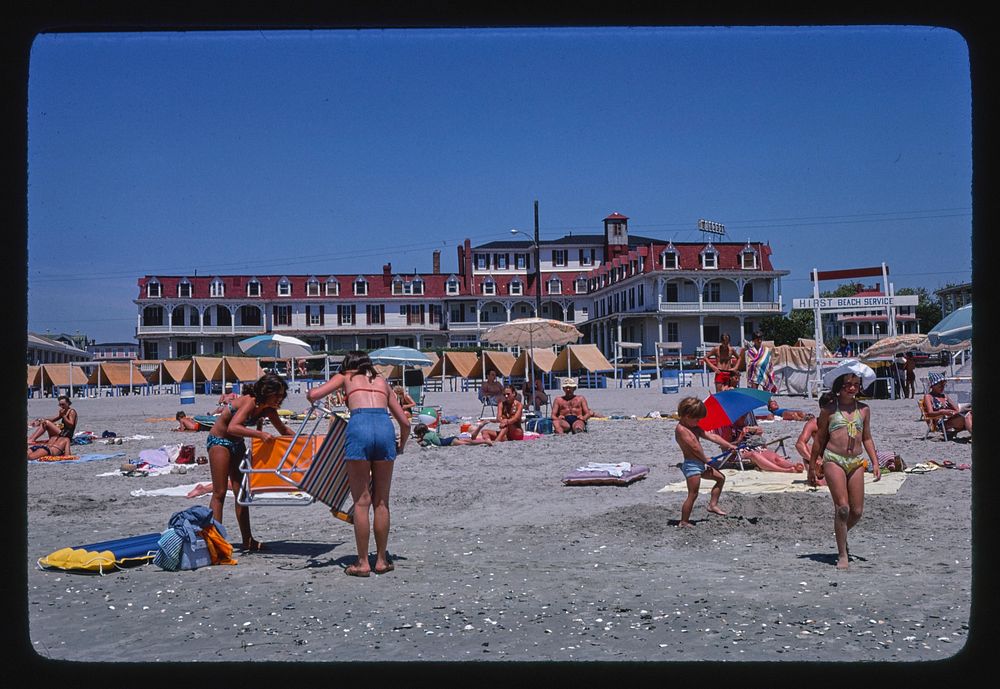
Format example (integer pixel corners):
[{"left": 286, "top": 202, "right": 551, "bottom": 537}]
[
  {"left": 425, "top": 351, "right": 479, "bottom": 391},
  {"left": 134, "top": 360, "right": 168, "bottom": 393},
  {"left": 193, "top": 356, "right": 225, "bottom": 394},
  {"left": 224, "top": 356, "right": 263, "bottom": 391},
  {"left": 509, "top": 348, "right": 558, "bottom": 388},
  {"left": 162, "top": 360, "right": 194, "bottom": 389},
  {"left": 27, "top": 365, "right": 41, "bottom": 398},
  {"left": 469, "top": 350, "right": 517, "bottom": 381},
  {"left": 39, "top": 363, "right": 91, "bottom": 397},
  {"left": 86, "top": 362, "right": 144, "bottom": 396},
  {"left": 551, "top": 345, "right": 614, "bottom": 388}
]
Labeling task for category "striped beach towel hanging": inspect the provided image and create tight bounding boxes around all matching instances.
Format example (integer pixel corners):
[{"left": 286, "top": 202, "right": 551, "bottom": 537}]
[{"left": 297, "top": 414, "right": 355, "bottom": 523}]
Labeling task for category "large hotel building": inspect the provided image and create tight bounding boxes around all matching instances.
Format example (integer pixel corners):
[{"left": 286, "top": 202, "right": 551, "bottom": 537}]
[{"left": 134, "top": 212, "right": 789, "bottom": 361}]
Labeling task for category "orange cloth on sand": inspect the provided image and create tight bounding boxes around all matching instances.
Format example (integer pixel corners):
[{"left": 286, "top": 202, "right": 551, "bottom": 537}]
[
  {"left": 37, "top": 454, "right": 80, "bottom": 462},
  {"left": 201, "top": 524, "right": 238, "bottom": 565}
]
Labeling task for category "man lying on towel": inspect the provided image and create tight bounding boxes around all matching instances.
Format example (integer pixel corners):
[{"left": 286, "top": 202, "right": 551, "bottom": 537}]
[{"left": 552, "top": 378, "right": 595, "bottom": 434}]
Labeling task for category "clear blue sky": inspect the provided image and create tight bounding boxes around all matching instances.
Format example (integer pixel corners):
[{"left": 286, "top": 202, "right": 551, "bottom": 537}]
[{"left": 26, "top": 26, "right": 972, "bottom": 343}]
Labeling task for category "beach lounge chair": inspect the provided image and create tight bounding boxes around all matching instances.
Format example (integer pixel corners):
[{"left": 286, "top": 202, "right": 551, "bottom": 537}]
[{"left": 918, "top": 397, "right": 949, "bottom": 441}]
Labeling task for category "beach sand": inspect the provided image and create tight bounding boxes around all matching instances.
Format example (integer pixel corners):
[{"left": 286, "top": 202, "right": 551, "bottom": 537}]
[{"left": 23, "top": 370, "right": 975, "bottom": 664}]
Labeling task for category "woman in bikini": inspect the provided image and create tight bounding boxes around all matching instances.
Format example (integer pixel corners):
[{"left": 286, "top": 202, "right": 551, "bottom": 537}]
[
  {"left": 810, "top": 369, "right": 880, "bottom": 570},
  {"left": 27, "top": 435, "right": 71, "bottom": 461},
  {"left": 306, "top": 351, "right": 410, "bottom": 577},
  {"left": 29, "top": 395, "right": 77, "bottom": 444},
  {"left": 206, "top": 373, "right": 294, "bottom": 553},
  {"left": 472, "top": 385, "right": 524, "bottom": 442}
]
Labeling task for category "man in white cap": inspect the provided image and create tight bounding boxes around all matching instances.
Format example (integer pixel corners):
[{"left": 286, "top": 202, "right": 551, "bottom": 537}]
[{"left": 551, "top": 377, "right": 595, "bottom": 434}]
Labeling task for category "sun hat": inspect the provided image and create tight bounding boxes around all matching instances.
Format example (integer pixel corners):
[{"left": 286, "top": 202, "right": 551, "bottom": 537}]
[
  {"left": 822, "top": 358, "right": 876, "bottom": 390},
  {"left": 224, "top": 383, "right": 233, "bottom": 390},
  {"left": 927, "top": 371, "right": 946, "bottom": 388},
  {"left": 562, "top": 377, "right": 578, "bottom": 389}
]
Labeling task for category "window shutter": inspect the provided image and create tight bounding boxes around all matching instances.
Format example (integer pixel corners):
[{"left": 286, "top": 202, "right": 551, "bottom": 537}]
[{"left": 320, "top": 305, "right": 325, "bottom": 325}]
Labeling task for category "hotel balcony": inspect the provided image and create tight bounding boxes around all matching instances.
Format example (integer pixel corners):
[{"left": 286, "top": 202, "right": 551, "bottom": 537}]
[
  {"left": 657, "top": 299, "right": 783, "bottom": 314},
  {"left": 136, "top": 325, "right": 264, "bottom": 336}
]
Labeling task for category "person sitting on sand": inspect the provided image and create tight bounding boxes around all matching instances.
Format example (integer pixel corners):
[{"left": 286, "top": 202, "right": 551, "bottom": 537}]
[
  {"left": 478, "top": 369, "right": 504, "bottom": 406},
  {"left": 28, "top": 395, "right": 77, "bottom": 445},
  {"left": 413, "top": 422, "right": 493, "bottom": 447},
  {"left": 473, "top": 385, "right": 525, "bottom": 442},
  {"left": 675, "top": 396, "right": 736, "bottom": 527},
  {"left": 552, "top": 378, "right": 595, "bottom": 434},
  {"left": 174, "top": 411, "right": 203, "bottom": 431},
  {"left": 212, "top": 384, "right": 240, "bottom": 414},
  {"left": 28, "top": 435, "right": 71, "bottom": 461},
  {"left": 393, "top": 385, "right": 417, "bottom": 419},
  {"left": 923, "top": 372, "right": 972, "bottom": 440}
]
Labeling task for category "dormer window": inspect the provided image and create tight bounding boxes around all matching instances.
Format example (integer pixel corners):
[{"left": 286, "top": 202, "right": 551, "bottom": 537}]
[
  {"left": 210, "top": 278, "right": 225, "bottom": 298},
  {"left": 392, "top": 276, "right": 405, "bottom": 295},
  {"left": 575, "top": 276, "right": 588, "bottom": 294},
  {"left": 411, "top": 277, "right": 424, "bottom": 295},
  {"left": 700, "top": 244, "right": 719, "bottom": 270},
  {"left": 277, "top": 277, "right": 291, "bottom": 297},
  {"left": 509, "top": 278, "right": 523, "bottom": 296},
  {"left": 306, "top": 277, "right": 320, "bottom": 296},
  {"left": 740, "top": 243, "right": 758, "bottom": 269},
  {"left": 177, "top": 279, "right": 191, "bottom": 298},
  {"left": 247, "top": 278, "right": 261, "bottom": 297},
  {"left": 446, "top": 276, "right": 460, "bottom": 295},
  {"left": 147, "top": 278, "right": 162, "bottom": 298},
  {"left": 482, "top": 277, "right": 496, "bottom": 296},
  {"left": 354, "top": 276, "right": 368, "bottom": 296},
  {"left": 325, "top": 277, "right": 339, "bottom": 296},
  {"left": 547, "top": 277, "right": 562, "bottom": 295}
]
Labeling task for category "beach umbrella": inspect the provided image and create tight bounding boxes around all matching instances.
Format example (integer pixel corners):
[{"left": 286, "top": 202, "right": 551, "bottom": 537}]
[
  {"left": 698, "top": 388, "right": 772, "bottom": 432},
  {"left": 927, "top": 304, "right": 972, "bottom": 348},
  {"left": 481, "top": 318, "right": 583, "bottom": 398},
  {"left": 368, "top": 346, "right": 433, "bottom": 389},
  {"left": 821, "top": 359, "right": 877, "bottom": 390},
  {"left": 238, "top": 334, "right": 313, "bottom": 359},
  {"left": 859, "top": 333, "right": 930, "bottom": 361}
]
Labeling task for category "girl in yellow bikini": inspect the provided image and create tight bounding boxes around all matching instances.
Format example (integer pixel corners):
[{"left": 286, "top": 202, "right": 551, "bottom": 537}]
[{"left": 810, "top": 365, "right": 880, "bottom": 571}]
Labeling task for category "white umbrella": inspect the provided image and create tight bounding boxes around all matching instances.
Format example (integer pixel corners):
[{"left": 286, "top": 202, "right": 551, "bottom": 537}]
[
  {"left": 239, "top": 334, "right": 313, "bottom": 379},
  {"left": 481, "top": 318, "right": 583, "bottom": 396},
  {"left": 859, "top": 333, "right": 930, "bottom": 361},
  {"left": 368, "top": 346, "right": 433, "bottom": 390},
  {"left": 928, "top": 304, "right": 972, "bottom": 348}
]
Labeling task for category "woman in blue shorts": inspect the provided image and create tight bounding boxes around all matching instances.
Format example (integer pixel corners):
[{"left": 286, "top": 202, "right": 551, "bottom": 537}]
[
  {"left": 207, "top": 373, "right": 294, "bottom": 552},
  {"left": 307, "top": 351, "right": 410, "bottom": 577}
]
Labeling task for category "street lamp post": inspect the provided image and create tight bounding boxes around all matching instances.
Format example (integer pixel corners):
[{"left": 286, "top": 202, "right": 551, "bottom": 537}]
[{"left": 511, "top": 204, "right": 543, "bottom": 318}]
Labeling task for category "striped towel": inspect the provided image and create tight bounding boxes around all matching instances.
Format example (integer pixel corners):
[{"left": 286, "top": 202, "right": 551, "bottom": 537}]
[
  {"left": 153, "top": 530, "right": 184, "bottom": 571},
  {"left": 297, "top": 414, "right": 355, "bottom": 523}
]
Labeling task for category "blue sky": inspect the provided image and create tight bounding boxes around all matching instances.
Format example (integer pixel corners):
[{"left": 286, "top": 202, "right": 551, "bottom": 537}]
[{"left": 26, "top": 26, "right": 972, "bottom": 343}]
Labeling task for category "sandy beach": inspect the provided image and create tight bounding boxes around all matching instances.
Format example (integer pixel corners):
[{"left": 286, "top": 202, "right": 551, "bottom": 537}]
[{"left": 22, "top": 370, "right": 976, "bottom": 666}]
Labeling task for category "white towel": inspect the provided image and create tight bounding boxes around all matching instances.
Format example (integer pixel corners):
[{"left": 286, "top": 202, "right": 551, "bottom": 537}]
[{"left": 575, "top": 462, "right": 632, "bottom": 477}]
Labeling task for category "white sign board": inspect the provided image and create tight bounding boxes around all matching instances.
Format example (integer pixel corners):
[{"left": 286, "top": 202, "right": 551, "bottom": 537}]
[{"left": 792, "top": 295, "right": 919, "bottom": 311}]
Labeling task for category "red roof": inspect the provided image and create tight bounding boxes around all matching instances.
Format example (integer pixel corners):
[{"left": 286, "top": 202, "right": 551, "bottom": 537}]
[
  {"left": 137, "top": 274, "right": 463, "bottom": 300},
  {"left": 604, "top": 212, "right": 629, "bottom": 221}
]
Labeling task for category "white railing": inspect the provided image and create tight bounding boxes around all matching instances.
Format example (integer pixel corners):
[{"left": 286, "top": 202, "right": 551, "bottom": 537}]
[{"left": 657, "top": 300, "right": 782, "bottom": 314}]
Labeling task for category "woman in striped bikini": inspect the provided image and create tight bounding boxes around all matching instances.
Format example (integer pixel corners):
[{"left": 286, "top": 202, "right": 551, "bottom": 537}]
[{"left": 810, "top": 364, "right": 880, "bottom": 570}]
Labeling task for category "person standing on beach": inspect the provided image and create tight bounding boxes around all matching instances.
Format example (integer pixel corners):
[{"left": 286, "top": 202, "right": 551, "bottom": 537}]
[
  {"left": 28, "top": 395, "right": 77, "bottom": 444},
  {"left": 810, "top": 364, "right": 880, "bottom": 570},
  {"left": 674, "top": 396, "right": 737, "bottom": 527},
  {"left": 740, "top": 331, "right": 777, "bottom": 392},
  {"left": 705, "top": 333, "right": 739, "bottom": 392},
  {"left": 206, "top": 373, "right": 294, "bottom": 552},
  {"left": 306, "top": 351, "right": 409, "bottom": 577}
]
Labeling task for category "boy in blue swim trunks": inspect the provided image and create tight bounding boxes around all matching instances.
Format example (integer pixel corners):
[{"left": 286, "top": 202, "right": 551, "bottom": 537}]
[
  {"left": 413, "top": 423, "right": 493, "bottom": 447},
  {"left": 674, "top": 396, "right": 739, "bottom": 527}
]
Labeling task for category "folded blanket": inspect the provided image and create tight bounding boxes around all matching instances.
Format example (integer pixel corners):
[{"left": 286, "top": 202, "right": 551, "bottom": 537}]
[{"left": 575, "top": 462, "right": 632, "bottom": 477}]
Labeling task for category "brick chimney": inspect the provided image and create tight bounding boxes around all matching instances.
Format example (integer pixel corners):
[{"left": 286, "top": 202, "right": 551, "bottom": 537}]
[
  {"left": 382, "top": 262, "right": 392, "bottom": 287},
  {"left": 432, "top": 250, "right": 441, "bottom": 274}
]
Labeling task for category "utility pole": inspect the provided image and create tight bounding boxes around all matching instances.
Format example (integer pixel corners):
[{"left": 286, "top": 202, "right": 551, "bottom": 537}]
[{"left": 534, "top": 199, "right": 542, "bottom": 317}]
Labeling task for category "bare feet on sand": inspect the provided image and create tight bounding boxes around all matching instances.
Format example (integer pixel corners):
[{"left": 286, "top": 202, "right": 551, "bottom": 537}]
[
  {"left": 836, "top": 556, "right": 850, "bottom": 570},
  {"left": 678, "top": 521, "right": 694, "bottom": 528},
  {"left": 186, "top": 483, "right": 213, "bottom": 498},
  {"left": 706, "top": 505, "right": 727, "bottom": 516}
]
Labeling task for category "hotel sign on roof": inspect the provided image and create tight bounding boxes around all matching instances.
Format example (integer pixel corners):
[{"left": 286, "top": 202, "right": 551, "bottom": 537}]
[{"left": 792, "top": 295, "right": 919, "bottom": 311}]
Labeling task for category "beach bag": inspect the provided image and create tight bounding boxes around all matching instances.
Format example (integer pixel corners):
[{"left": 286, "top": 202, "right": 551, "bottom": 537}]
[
  {"left": 153, "top": 506, "right": 228, "bottom": 571},
  {"left": 176, "top": 445, "right": 195, "bottom": 464},
  {"left": 525, "top": 417, "right": 553, "bottom": 434}
]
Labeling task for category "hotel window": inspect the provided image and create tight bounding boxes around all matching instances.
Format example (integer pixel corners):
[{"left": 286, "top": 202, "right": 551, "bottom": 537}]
[
  {"left": 482, "top": 278, "right": 496, "bottom": 295},
  {"left": 273, "top": 305, "right": 292, "bottom": 326},
  {"left": 579, "top": 249, "right": 595, "bottom": 266},
  {"left": 306, "top": 305, "right": 325, "bottom": 326},
  {"left": 210, "top": 279, "right": 225, "bottom": 298},
  {"left": 509, "top": 279, "right": 523, "bottom": 296},
  {"left": 515, "top": 253, "right": 528, "bottom": 270},
  {"left": 411, "top": 278, "right": 424, "bottom": 295},
  {"left": 701, "top": 247, "right": 718, "bottom": 270},
  {"left": 239, "top": 305, "right": 262, "bottom": 326},
  {"left": 143, "top": 305, "right": 164, "bottom": 326},
  {"left": 475, "top": 253, "right": 488, "bottom": 270},
  {"left": 702, "top": 281, "right": 721, "bottom": 302},
  {"left": 639, "top": 284, "right": 644, "bottom": 306},
  {"left": 392, "top": 277, "right": 404, "bottom": 295},
  {"left": 740, "top": 247, "right": 758, "bottom": 269},
  {"left": 496, "top": 254, "right": 508, "bottom": 270},
  {"left": 446, "top": 278, "right": 460, "bottom": 295},
  {"left": 566, "top": 303, "right": 575, "bottom": 320},
  {"left": 325, "top": 278, "right": 339, "bottom": 296},
  {"left": 429, "top": 304, "right": 442, "bottom": 324},
  {"left": 665, "top": 282, "right": 678, "bottom": 302},
  {"left": 575, "top": 277, "right": 587, "bottom": 294},
  {"left": 147, "top": 280, "right": 161, "bottom": 298},
  {"left": 742, "top": 283, "right": 754, "bottom": 302},
  {"left": 366, "top": 337, "right": 387, "bottom": 350},
  {"left": 177, "top": 280, "right": 191, "bottom": 298},
  {"left": 354, "top": 277, "right": 368, "bottom": 296},
  {"left": 247, "top": 279, "right": 261, "bottom": 297},
  {"left": 667, "top": 322, "right": 679, "bottom": 342},
  {"left": 366, "top": 304, "right": 385, "bottom": 325},
  {"left": 547, "top": 277, "right": 562, "bottom": 295},
  {"left": 306, "top": 279, "right": 320, "bottom": 296},
  {"left": 337, "top": 304, "right": 354, "bottom": 325},
  {"left": 277, "top": 278, "right": 291, "bottom": 297},
  {"left": 552, "top": 249, "right": 568, "bottom": 267}
]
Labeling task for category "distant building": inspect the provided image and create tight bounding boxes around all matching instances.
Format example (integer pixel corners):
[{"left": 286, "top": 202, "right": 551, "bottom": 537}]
[
  {"left": 819, "top": 286, "right": 921, "bottom": 352},
  {"left": 133, "top": 211, "right": 789, "bottom": 360},
  {"left": 87, "top": 341, "right": 140, "bottom": 362},
  {"left": 934, "top": 282, "right": 972, "bottom": 317},
  {"left": 27, "top": 332, "right": 92, "bottom": 365}
]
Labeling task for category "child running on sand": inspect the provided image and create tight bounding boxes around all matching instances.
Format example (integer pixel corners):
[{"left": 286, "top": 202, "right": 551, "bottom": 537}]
[{"left": 674, "top": 396, "right": 738, "bottom": 527}]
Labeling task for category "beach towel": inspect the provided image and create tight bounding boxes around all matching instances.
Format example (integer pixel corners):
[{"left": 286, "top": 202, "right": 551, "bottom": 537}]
[
  {"left": 297, "top": 414, "right": 355, "bottom": 523},
  {"left": 744, "top": 345, "right": 778, "bottom": 393},
  {"left": 657, "top": 469, "right": 906, "bottom": 495},
  {"left": 32, "top": 452, "right": 125, "bottom": 464}
]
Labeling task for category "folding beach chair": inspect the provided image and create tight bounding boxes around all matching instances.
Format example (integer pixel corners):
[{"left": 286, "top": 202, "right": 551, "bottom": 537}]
[
  {"left": 237, "top": 403, "right": 358, "bottom": 523},
  {"left": 918, "top": 398, "right": 949, "bottom": 441}
]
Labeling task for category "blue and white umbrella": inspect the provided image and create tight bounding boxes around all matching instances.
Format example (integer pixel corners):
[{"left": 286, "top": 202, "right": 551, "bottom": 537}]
[
  {"left": 367, "top": 346, "right": 433, "bottom": 367},
  {"left": 927, "top": 304, "right": 972, "bottom": 348},
  {"left": 238, "top": 334, "right": 314, "bottom": 359}
]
